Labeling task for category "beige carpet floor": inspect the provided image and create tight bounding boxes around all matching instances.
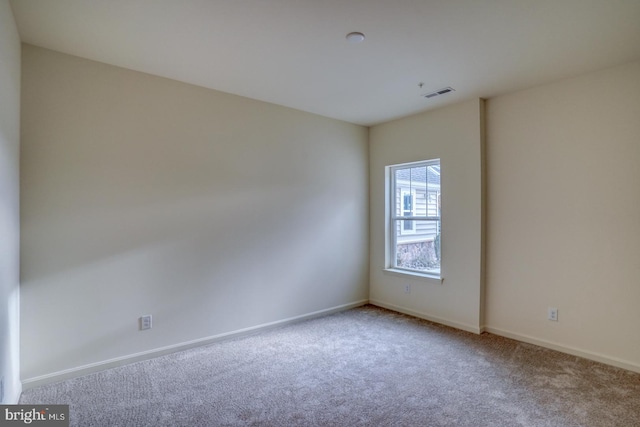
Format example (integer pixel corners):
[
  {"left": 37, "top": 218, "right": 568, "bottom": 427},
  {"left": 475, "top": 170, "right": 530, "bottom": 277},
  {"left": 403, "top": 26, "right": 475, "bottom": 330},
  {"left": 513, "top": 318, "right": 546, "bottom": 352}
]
[{"left": 20, "top": 305, "right": 640, "bottom": 426}]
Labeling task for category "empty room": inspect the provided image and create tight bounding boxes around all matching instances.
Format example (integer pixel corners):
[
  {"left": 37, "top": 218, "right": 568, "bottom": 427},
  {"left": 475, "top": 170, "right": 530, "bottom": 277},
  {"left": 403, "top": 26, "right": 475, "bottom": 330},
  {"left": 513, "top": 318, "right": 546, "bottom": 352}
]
[{"left": 1, "top": 0, "right": 639, "bottom": 425}]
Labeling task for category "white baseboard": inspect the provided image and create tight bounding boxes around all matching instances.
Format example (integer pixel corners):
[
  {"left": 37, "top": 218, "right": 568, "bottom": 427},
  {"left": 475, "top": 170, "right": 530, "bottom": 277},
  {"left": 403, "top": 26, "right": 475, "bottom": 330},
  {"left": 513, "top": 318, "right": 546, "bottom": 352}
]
[
  {"left": 369, "top": 300, "right": 640, "bottom": 374},
  {"left": 369, "top": 299, "right": 482, "bottom": 334},
  {"left": 483, "top": 325, "right": 640, "bottom": 374},
  {"left": 22, "top": 300, "right": 369, "bottom": 390}
]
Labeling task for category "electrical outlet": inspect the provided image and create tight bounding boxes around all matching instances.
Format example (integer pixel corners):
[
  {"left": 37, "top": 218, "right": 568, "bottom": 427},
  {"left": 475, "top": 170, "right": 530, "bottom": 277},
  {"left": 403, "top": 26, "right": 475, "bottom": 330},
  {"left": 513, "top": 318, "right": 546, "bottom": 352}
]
[
  {"left": 140, "top": 315, "right": 153, "bottom": 330},
  {"left": 548, "top": 307, "right": 558, "bottom": 322},
  {"left": 404, "top": 284, "right": 411, "bottom": 294}
]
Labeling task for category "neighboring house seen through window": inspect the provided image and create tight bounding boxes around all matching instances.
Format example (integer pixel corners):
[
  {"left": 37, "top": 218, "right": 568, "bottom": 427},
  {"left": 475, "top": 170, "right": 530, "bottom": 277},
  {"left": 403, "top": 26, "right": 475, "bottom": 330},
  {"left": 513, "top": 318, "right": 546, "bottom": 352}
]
[
  {"left": 388, "top": 159, "right": 441, "bottom": 278},
  {"left": 401, "top": 189, "right": 416, "bottom": 234}
]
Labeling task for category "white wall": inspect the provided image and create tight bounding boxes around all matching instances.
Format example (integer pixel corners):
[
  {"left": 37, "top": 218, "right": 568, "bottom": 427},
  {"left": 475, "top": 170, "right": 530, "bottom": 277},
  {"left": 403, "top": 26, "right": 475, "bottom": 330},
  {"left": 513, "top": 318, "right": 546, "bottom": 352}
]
[
  {"left": 369, "top": 99, "right": 485, "bottom": 333},
  {"left": 0, "top": 0, "right": 21, "bottom": 403},
  {"left": 20, "top": 45, "right": 369, "bottom": 384},
  {"left": 485, "top": 60, "right": 640, "bottom": 372}
]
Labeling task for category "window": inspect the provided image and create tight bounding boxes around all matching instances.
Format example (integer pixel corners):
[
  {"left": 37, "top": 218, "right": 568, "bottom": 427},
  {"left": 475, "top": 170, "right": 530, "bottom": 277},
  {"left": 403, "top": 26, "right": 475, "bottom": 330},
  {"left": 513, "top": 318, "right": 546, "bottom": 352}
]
[{"left": 388, "top": 159, "right": 441, "bottom": 277}]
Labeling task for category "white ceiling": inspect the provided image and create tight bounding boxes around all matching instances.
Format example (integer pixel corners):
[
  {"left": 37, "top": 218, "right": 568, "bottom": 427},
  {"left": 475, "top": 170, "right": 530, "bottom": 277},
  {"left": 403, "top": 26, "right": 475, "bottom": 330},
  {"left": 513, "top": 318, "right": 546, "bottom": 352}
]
[{"left": 9, "top": 0, "right": 640, "bottom": 126}]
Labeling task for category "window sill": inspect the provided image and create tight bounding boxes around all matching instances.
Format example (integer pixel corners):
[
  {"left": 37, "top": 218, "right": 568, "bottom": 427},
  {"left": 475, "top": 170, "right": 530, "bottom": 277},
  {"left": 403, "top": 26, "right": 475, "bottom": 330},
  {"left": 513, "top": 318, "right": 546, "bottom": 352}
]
[{"left": 383, "top": 268, "right": 444, "bottom": 284}]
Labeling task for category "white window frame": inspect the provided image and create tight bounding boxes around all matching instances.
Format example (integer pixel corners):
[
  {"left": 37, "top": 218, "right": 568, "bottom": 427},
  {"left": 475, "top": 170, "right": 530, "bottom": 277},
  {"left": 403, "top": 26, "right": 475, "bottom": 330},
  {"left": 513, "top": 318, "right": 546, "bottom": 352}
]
[{"left": 386, "top": 159, "right": 442, "bottom": 282}]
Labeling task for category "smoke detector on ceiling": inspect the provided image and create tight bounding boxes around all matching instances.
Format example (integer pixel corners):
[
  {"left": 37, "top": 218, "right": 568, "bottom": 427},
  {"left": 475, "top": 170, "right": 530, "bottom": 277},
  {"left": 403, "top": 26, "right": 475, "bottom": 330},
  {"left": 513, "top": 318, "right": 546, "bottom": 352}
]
[{"left": 421, "top": 86, "right": 455, "bottom": 99}]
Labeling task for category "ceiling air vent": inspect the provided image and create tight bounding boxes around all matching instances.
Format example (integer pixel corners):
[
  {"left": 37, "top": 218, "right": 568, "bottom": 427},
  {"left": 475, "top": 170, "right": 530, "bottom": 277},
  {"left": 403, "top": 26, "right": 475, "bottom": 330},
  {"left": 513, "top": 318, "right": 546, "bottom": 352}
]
[{"left": 422, "top": 87, "right": 455, "bottom": 99}]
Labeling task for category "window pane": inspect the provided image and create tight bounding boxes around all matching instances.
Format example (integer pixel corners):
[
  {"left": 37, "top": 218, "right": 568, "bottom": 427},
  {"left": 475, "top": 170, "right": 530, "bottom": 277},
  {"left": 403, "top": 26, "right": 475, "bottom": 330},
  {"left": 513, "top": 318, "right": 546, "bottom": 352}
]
[
  {"left": 395, "top": 220, "right": 440, "bottom": 273},
  {"left": 398, "top": 190, "right": 416, "bottom": 234},
  {"left": 427, "top": 191, "right": 439, "bottom": 217},
  {"left": 395, "top": 163, "right": 438, "bottom": 219},
  {"left": 427, "top": 164, "right": 440, "bottom": 188},
  {"left": 396, "top": 166, "right": 426, "bottom": 192},
  {"left": 412, "top": 166, "right": 427, "bottom": 197}
]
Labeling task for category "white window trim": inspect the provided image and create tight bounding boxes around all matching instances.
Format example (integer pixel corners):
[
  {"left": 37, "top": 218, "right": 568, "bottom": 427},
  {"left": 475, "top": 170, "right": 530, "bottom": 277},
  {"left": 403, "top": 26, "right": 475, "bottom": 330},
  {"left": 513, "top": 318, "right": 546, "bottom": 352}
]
[{"left": 387, "top": 159, "right": 442, "bottom": 281}]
